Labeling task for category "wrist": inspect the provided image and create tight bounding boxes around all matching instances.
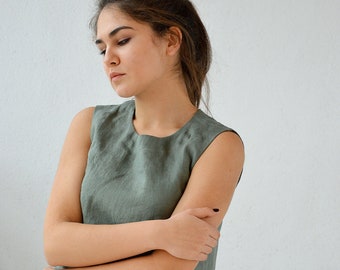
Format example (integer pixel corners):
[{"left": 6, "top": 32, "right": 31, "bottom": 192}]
[{"left": 149, "top": 219, "right": 167, "bottom": 251}]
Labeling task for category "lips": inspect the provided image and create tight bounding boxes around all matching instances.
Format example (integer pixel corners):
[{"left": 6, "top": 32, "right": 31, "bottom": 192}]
[{"left": 109, "top": 72, "right": 125, "bottom": 81}]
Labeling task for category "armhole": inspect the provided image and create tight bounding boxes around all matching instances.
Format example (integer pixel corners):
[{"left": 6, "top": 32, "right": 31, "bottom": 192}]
[
  {"left": 193, "top": 129, "right": 244, "bottom": 185},
  {"left": 89, "top": 106, "right": 101, "bottom": 142}
]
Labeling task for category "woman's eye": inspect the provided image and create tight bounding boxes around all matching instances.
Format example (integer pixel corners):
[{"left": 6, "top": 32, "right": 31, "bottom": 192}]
[
  {"left": 117, "top": 38, "right": 130, "bottom": 46},
  {"left": 99, "top": 50, "right": 106, "bottom": 56}
]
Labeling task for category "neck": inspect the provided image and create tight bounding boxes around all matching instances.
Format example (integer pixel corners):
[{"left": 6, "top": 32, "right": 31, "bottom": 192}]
[{"left": 132, "top": 78, "right": 197, "bottom": 137}]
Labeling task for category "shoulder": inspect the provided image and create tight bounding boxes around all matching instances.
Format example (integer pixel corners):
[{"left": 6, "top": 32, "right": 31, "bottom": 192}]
[
  {"left": 73, "top": 107, "right": 95, "bottom": 122},
  {"left": 198, "top": 130, "right": 244, "bottom": 171},
  {"left": 69, "top": 103, "right": 132, "bottom": 137},
  {"left": 79, "top": 101, "right": 134, "bottom": 141},
  {"left": 63, "top": 107, "right": 95, "bottom": 149},
  {"left": 94, "top": 100, "right": 134, "bottom": 114},
  {"left": 187, "top": 110, "right": 243, "bottom": 164},
  {"left": 193, "top": 113, "right": 245, "bottom": 182},
  {"left": 70, "top": 107, "right": 95, "bottom": 132},
  {"left": 91, "top": 100, "right": 134, "bottom": 124},
  {"left": 192, "top": 110, "right": 236, "bottom": 140},
  {"left": 211, "top": 131, "right": 244, "bottom": 165}
]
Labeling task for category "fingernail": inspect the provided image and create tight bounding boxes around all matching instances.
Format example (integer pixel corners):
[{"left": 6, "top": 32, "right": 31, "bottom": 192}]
[{"left": 213, "top": 208, "right": 219, "bottom": 212}]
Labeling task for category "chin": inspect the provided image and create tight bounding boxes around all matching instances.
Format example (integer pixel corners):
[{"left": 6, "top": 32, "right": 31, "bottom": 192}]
[
  {"left": 117, "top": 93, "right": 134, "bottom": 99},
  {"left": 113, "top": 87, "right": 135, "bottom": 98}
]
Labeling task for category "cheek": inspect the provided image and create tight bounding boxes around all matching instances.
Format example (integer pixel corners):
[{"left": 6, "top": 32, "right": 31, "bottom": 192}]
[
  {"left": 134, "top": 50, "right": 165, "bottom": 77},
  {"left": 124, "top": 50, "right": 153, "bottom": 78},
  {"left": 130, "top": 39, "right": 163, "bottom": 65}
]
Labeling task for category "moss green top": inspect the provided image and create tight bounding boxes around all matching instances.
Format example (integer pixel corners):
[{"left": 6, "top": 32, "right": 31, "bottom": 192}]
[{"left": 80, "top": 100, "right": 235, "bottom": 269}]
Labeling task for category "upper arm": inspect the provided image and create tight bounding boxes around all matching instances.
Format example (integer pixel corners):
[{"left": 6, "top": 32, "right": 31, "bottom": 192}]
[
  {"left": 44, "top": 107, "right": 94, "bottom": 229},
  {"left": 152, "top": 131, "right": 245, "bottom": 269},
  {"left": 173, "top": 131, "right": 244, "bottom": 226}
]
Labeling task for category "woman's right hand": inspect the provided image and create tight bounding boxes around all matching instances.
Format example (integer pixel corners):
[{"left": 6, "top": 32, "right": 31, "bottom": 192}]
[{"left": 160, "top": 207, "right": 220, "bottom": 261}]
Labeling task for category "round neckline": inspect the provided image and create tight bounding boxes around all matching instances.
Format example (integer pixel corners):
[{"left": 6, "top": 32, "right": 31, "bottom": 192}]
[{"left": 128, "top": 101, "right": 201, "bottom": 140}]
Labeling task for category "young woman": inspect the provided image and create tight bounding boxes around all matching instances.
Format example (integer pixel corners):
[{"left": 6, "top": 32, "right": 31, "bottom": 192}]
[{"left": 43, "top": 0, "right": 244, "bottom": 269}]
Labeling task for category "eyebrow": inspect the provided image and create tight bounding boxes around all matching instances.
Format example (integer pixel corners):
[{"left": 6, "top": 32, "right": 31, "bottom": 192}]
[{"left": 95, "top": 26, "right": 134, "bottom": 45}]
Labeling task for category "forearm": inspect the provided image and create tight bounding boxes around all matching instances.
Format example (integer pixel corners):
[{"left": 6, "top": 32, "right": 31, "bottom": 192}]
[
  {"left": 45, "top": 208, "right": 220, "bottom": 267},
  {"left": 44, "top": 219, "right": 163, "bottom": 267},
  {"left": 46, "top": 250, "right": 198, "bottom": 270}
]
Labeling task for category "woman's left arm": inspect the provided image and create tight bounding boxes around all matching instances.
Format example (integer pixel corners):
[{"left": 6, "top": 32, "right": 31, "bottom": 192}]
[
  {"left": 171, "top": 131, "right": 244, "bottom": 226},
  {"left": 45, "top": 131, "right": 244, "bottom": 270}
]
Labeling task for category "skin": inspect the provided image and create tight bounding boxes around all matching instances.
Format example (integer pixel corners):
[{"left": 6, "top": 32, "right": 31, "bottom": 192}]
[{"left": 44, "top": 5, "right": 244, "bottom": 270}]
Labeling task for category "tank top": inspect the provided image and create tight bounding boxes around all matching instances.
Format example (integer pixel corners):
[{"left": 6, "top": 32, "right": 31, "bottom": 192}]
[{"left": 80, "top": 100, "right": 236, "bottom": 269}]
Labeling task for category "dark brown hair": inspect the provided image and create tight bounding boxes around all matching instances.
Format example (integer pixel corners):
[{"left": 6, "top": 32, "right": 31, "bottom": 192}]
[{"left": 90, "top": 0, "right": 211, "bottom": 108}]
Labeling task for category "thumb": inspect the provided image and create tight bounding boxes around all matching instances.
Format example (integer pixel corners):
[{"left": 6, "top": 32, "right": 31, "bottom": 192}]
[{"left": 187, "top": 207, "right": 219, "bottom": 219}]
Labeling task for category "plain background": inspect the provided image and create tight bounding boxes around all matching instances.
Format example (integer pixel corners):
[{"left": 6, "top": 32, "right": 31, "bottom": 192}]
[{"left": 0, "top": 0, "right": 339, "bottom": 269}]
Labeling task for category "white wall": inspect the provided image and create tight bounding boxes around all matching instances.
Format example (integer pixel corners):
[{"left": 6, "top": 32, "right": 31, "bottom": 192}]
[{"left": 0, "top": 0, "right": 339, "bottom": 269}]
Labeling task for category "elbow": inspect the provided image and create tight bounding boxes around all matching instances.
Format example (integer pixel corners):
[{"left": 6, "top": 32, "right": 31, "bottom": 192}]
[
  {"left": 44, "top": 227, "right": 66, "bottom": 267},
  {"left": 44, "top": 236, "right": 60, "bottom": 267},
  {"left": 44, "top": 239, "right": 71, "bottom": 267},
  {"left": 44, "top": 246, "right": 57, "bottom": 267},
  {"left": 44, "top": 224, "right": 88, "bottom": 268}
]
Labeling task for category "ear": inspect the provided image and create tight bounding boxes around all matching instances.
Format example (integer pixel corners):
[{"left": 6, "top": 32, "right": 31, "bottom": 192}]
[{"left": 166, "top": 26, "right": 182, "bottom": 56}]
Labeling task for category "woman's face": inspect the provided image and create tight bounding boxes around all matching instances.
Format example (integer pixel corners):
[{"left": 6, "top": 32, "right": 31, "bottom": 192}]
[{"left": 95, "top": 6, "right": 171, "bottom": 98}]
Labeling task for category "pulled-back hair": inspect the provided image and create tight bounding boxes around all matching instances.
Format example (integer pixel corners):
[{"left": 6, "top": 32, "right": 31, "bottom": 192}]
[{"left": 90, "top": 0, "right": 211, "bottom": 108}]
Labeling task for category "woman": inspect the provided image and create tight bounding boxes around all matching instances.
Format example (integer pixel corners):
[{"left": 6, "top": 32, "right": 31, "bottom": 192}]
[{"left": 44, "top": 0, "right": 244, "bottom": 269}]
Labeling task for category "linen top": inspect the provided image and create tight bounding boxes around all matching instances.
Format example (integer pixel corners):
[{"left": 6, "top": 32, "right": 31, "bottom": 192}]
[{"left": 80, "top": 100, "right": 236, "bottom": 269}]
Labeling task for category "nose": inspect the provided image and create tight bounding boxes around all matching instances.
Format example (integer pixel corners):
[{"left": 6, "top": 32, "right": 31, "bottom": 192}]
[{"left": 103, "top": 48, "right": 120, "bottom": 66}]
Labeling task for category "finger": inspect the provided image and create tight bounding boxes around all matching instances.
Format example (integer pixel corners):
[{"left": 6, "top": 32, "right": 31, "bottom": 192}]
[
  {"left": 209, "top": 228, "right": 220, "bottom": 241},
  {"left": 207, "top": 235, "right": 218, "bottom": 248},
  {"left": 197, "top": 252, "right": 209, "bottom": 261},
  {"left": 201, "top": 244, "right": 213, "bottom": 255}
]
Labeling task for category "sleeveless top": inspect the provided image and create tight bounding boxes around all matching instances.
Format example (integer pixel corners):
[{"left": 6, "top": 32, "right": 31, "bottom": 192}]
[{"left": 80, "top": 100, "right": 236, "bottom": 269}]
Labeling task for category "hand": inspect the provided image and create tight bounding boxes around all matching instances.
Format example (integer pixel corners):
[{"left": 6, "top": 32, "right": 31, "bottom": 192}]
[{"left": 161, "top": 208, "right": 220, "bottom": 261}]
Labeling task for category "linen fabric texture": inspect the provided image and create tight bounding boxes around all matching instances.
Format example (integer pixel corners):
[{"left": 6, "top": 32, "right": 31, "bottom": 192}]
[{"left": 80, "top": 100, "right": 237, "bottom": 269}]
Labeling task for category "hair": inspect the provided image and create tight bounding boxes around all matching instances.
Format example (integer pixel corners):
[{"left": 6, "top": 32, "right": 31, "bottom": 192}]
[{"left": 90, "top": 0, "right": 211, "bottom": 109}]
